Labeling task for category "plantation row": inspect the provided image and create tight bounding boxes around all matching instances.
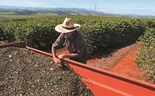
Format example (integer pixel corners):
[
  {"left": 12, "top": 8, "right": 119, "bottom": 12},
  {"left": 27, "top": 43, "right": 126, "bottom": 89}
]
[
  {"left": 137, "top": 28, "right": 155, "bottom": 84},
  {"left": 0, "top": 16, "right": 147, "bottom": 54},
  {"left": 0, "top": 16, "right": 155, "bottom": 83}
]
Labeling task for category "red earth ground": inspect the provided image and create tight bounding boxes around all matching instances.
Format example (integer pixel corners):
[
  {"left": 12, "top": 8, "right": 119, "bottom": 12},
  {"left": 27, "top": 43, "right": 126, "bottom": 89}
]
[{"left": 57, "top": 42, "right": 148, "bottom": 82}]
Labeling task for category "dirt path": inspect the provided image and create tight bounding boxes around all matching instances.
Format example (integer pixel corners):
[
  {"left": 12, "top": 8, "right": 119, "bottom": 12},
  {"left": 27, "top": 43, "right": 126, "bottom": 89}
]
[
  {"left": 110, "top": 42, "right": 147, "bottom": 81},
  {"left": 87, "top": 42, "right": 148, "bottom": 81}
]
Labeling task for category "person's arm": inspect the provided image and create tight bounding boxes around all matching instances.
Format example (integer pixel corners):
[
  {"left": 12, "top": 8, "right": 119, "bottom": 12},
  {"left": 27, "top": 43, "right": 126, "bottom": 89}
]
[
  {"left": 51, "top": 34, "right": 65, "bottom": 67},
  {"left": 52, "top": 46, "right": 61, "bottom": 64},
  {"left": 58, "top": 53, "right": 80, "bottom": 59}
]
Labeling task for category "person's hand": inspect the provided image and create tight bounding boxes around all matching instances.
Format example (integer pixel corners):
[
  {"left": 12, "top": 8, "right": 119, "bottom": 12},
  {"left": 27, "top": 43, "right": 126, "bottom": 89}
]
[
  {"left": 53, "top": 57, "right": 62, "bottom": 67},
  {"left": 53, "top": 57, "right": 61, "bottom": 64},
  {"left": 58, "top": 54, "right": 67, "bottom": 59}
]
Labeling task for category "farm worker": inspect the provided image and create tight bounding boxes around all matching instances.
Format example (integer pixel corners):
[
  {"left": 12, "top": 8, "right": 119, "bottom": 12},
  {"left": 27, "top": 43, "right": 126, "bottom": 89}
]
[{"left": 52, "top": 17, "right": 88, "bottom": 67}]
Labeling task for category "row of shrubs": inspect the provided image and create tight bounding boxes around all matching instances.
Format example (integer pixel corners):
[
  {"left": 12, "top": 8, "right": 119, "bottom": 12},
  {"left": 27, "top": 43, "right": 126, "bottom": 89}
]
[
  {"left": 136, "top": 28, "right": 155, "bottom": 83},
  {"left": 0, "top": 17, "right": 61, "bottom": 50},
  {"left": 82, "top": 19, "right": 146, "bottom": 55},
  {"left": 0, "top": 16, "right": 147, "bottom": 55}
]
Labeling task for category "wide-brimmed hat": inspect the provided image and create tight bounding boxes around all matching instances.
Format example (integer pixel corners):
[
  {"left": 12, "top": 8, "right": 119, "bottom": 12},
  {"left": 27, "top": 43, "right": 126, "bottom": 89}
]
[{"left": 55, "top": 17, "right": 81, "bottom": 33}]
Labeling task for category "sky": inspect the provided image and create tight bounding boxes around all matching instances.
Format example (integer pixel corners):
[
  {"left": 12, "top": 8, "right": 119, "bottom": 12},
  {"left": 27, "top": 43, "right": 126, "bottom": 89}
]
[{"left": 0, "top": 0, "right": 155, "bottom": 16}]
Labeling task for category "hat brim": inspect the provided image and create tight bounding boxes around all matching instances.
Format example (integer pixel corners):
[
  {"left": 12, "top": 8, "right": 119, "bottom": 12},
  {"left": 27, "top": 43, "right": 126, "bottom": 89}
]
[{"left": 55, "top": 24, "right": 81, "bottom": 33}]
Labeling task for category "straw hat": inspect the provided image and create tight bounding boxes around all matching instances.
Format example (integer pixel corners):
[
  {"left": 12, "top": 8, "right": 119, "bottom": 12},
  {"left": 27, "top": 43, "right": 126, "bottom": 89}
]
[{"left": 55, "top": 17, "right": 81, "bottom": 33}]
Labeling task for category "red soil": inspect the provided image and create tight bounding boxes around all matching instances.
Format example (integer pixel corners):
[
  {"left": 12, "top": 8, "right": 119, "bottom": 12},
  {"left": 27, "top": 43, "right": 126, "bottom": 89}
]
[
  {"left": 87, "top": 42, "right": 147, "bottom": 81},
  {"left": 110, "top": 43, "right": 147, "bottom": 81}
]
